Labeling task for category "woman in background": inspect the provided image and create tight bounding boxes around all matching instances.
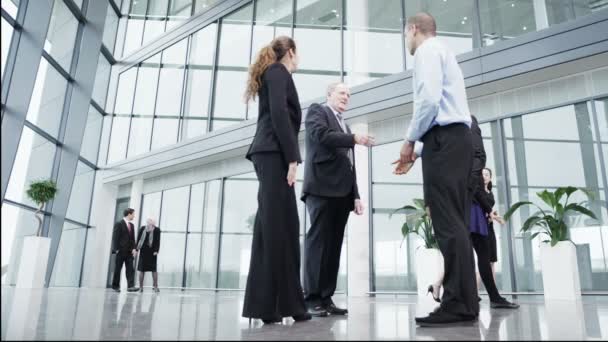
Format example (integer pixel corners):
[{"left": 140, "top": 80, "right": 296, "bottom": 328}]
[{"left": 137, "top": 218, "right": 161, "bottom": 293}]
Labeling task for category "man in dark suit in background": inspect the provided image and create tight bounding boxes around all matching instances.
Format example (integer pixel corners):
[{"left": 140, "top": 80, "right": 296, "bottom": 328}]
[
  {"left": 111, "top": 208, "right": 139, "bottom": 292},
  {"left": 301, "top": 82, "right": 374, "bottom": 316}
]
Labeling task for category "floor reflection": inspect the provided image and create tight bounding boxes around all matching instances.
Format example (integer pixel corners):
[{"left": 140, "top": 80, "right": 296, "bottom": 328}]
[{"left": 1, "top": 287, "right": 607, "bottom": 340}]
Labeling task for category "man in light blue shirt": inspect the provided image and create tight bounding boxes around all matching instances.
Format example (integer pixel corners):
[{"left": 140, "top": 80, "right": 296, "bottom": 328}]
[{"left": 394, "top": 12, "right": 479, "bottom": 327}]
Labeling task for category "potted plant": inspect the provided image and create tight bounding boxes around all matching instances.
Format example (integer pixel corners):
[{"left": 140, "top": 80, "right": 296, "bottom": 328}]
[
  {"left": 16, "top": 179, "right": 58, "bottom": 289},
  {"left": 391, "top": 198, "right": 442, "bottom": 296},
  {"left": 503, "top": 186, "right": 598, "bottom": 300}
]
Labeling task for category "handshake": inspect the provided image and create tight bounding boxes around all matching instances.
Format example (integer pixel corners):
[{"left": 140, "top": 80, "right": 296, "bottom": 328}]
[{"left": 354, "top": 134, "right": 375, "bottom": 146}]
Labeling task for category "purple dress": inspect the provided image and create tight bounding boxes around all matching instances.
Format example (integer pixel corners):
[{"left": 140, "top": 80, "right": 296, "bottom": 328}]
[{"left": 469, "top": 202, "right": 488, "bottom": 236}]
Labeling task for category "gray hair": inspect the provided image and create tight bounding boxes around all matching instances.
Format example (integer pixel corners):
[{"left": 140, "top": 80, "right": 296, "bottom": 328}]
[{"left": 326, "top": 82, "right": 347, "bottom": 97}]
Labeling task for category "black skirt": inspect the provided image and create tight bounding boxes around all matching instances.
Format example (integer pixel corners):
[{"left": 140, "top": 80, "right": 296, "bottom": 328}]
[{"left": 137, "top": 243, "right": 158, "bottom": 272}]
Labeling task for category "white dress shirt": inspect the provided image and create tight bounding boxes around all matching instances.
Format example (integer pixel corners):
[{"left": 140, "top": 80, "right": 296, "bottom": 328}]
[{"left": 405, "top": 37, "right": 472, "bottom": 156}]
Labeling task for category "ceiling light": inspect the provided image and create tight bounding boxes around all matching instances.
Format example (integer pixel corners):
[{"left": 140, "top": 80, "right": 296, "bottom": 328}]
[
  {"left": 511, "top": 3, "right": 515, "bottom": 7},
  {"left": 463, "top": 16, "right": 467, "bottom": 20},
  {"left": 461, "top": 20, "right": 466, "bottom": 24},
  {"left": 523, "top": 26, "right": 527, "bottom": 30}
]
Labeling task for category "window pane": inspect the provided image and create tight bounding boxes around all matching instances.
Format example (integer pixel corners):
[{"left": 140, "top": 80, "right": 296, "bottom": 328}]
[
  {"left": 344, "top": 0, "right": 403, "bottom": 87},
  {"left": 221, "top": 179, "right": 258, "bottom": 234},
  {"left": 1, "top": 17, "right": 13, "bottom": 80},
  {"left": 1, "top": 0, "right": 19, "bottom": 18},
  {"left": 49, "top": 223, "right": 86, "bottom": 287},
  {"left": 404, "top": 0, "right": 473, "bottom": 68},
  {"left": 217, "top": 4, "right": 252, "bottom": 68},
  {"left": 155, "top": 69, "right": 184, "bottom": 116},
  {"left": 293, "top": 73, "right": 340, "bottom": 103},
  {"left": 45, "top": 0, "right": 79, "bottom": 71},
  {"left": 26, "top": 58, "right": 68, "bottom": 138},
  {"left": 193, "top": 0, "right": 219, "bottom": 14},
  {"left": 251, "top": 0, "right": 293, "bottom": 63},
  {"left": 188, "top": 183, "right": 205, "bottom": 232},
  {"left": 127, "top": 116, "right": 153, "bottom": 157},
  {"left": 141, "top": 191, "right": 162, "bottom": 224},
  {"left": 185, "top": 233, "right": 217, "bottom": 288},
  {"left": 1, "top": 203, "right": 39, "bottom": 285},
  {"left": 102, "top": 2, "right": 119, "bottom": 53},
  {"left": 156, "top": 233, "right": 186, "bottom": 287},
  {"left": 142, "top": 19, "right": 166, "bottom": 45},
  {"left": 212, "top": 71, "right": 247, "bottom": 121},
  {"left": 184, "top": 70, "right": 212, "bottom": 118},
  {"left": 189, "top": 24, "right": 217, "bottom": 66},
  {"left": 6, "top": 127, "right": 57, "bottom": 207},
  {"left": 204, "top": 180, "right": 221, "bottom": 232},
  {"left": 66, "top": 162, "right": 95, "bottom": 224},
  {"left": 92, "top": 54, "right": 111, "bottom": 108},
  {"left": 133, "top": 61, "right": 160, "bottom": 116},
  {"left": 107, "top": 115, "right": 130, "bottom": 163},
  {"left": 122, "top": 18, "right": 145, "bottom": 56},
  {"left": 129, "top": 0, "right": 148, "bottom": 15},
  {"left": 217, "top": 234, "right": 252, "bottom": 289},
  {"left": 113, "top": 68, "right": 137, "bottom": 115},
  {"left": 373, "top": 213, "right": 411, "bottom": 291},
  {"left": 294, "top": 0, "right": 341, "bottom": 72},
  {"left": 160, "top": 186, "right": 190, "bottom": 231},
  {"left": 168, "top": 0, "right": 192, "bottom": 26},
  {"left": 80, "top": 106, "right": 103, "bottom": 163},
  {"left": 371, "top": 141, "right": 424, "bottom": 184},
  {"left": 162, "top": 38, "right": 188, "bottom": 65},
  {"left": 151, "top": 117, "right": 179, "bottom": 150},
  {"left": 479, "top": 0, "right": 537, "bottom": 46},
  {"left": 148, "top": 0, "right": 169, "bottom": 17}
]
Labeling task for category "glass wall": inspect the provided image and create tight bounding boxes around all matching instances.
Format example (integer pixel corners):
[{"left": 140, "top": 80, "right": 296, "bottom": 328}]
[
  {"left": 1, "top": 0, "right": 118, "bottom": 286},
  {"left": 104, "top": 0, "right": 607, "bottom": 164},
  {"left": 131, "top": 170, "right": 344, "bottom": 292},
  {"left": 370, "top": 100, "right": 608, "bottom": 293}
]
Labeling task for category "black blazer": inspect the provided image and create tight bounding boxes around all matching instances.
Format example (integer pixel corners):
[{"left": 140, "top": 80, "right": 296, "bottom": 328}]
[
  {"left": 302, "top": 103, "right": 360, "bottom": 206},
  {"left": 246, "top": 63, "right": 302, "bottom": 164},
  {"left": 112, "top": 220, "right": 136, "bottom": 253},
  {"left": 470, "top": 115, "right": 493, "bottom": 213},
  {"left": 136, "top": 226, "right": 161, "bottom": 253}
]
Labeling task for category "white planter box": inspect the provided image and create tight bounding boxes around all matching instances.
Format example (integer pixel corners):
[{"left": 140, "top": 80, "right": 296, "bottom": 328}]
[
  {"left": 540, "top": 241, "right": 581, "bottom": 301},
  {"left": 16, "top": 236, "right": 51, "bottom": 288},
  {"left": 415, "top": 248, "right": 444, "bottom": 297}
]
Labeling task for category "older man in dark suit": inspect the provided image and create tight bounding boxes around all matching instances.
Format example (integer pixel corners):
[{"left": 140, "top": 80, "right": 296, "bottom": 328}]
[{"left": 301, "top": 82, "right": 374, "bottom": 316}]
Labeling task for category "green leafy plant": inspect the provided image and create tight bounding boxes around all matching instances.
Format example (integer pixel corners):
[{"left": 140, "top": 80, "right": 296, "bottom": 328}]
[
  {"left": 390, "top": 198, "right": 438, "bottom": 249},
  {"left": 503, "top": 186, "right": 598, "bottom": 247},
  {"left": 26, "top": 179, "right": 58, "bottom": 237}
]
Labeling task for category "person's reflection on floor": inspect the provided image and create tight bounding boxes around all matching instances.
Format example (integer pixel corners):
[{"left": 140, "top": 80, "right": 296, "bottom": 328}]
[
  {"left": 131, "top": 293, "right": 158, "bottom": 340},
  {"left": 100, "top": 292, "right": 135, "bottom": 340}
]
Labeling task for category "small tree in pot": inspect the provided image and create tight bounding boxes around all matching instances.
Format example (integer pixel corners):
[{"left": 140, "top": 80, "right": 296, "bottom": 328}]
[
  {"left": 503, "top": 186, "right": 600, "bottom": 300},
  {"left": 26, "top": 180, "right": 58, "bottom": 236},
  {"left": 391, "top": 198, "right": 441, "bottom": 296},
  {"left": 391, "top": 198, "right": 438, "bottom": 249}
]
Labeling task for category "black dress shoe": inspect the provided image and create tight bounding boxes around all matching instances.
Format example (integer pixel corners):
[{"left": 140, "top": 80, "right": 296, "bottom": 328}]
[
  {"left": 307, "top": 304, "right": 329, "bottom": 317},
  {"left": 112, "top": 287, "right": 120, "bottom": 293},
  {"left": 293, "top": 312, "right": 312, "bottom": 322},
  {"left": 262, "top": 316, "right": 282, "bottom": 324},
  {"left": 490, "top": 298, "right": 519, "bottom": 309},
  {"left": 127, "top": 287, "right": 140, "bottom": 292},
  {"left": 324, "top": 303, "right": 348, "bottom": 315},
  {"left": 415, "top": 310, "right": 477, "bottom": 327}
]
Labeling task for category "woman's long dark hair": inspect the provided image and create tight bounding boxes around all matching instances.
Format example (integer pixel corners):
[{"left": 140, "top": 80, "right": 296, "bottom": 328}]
[
  {"left": 484, "top": 167, "right": 493, "bottom": 191},
  {"left": 244, "top": 36, "right": 296, "bottom": 102}
]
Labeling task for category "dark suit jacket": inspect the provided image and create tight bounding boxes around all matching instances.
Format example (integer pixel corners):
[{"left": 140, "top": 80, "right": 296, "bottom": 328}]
[
  {"left": 112, "top": 220, "right": 136, "bottom": 253},
  {"left": 246, "top": 63, "right": 302, "bottom": 164},
  {"left": 302, "top": 103, "right": 360, "bottom": 207},
  {"left": 470, "top": 115, "right": 493, "bottom": 214},
  {"left": 136, "top": 226, "right": 161, "bottom": 253}
]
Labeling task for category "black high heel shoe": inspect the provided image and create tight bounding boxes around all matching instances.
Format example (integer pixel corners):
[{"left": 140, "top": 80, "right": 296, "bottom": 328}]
[
  {"left": 427, "top": 285, "right": 441, "bottom": 303},
  {"left": 262, "top": 316, "right": 282, "bottom": 324}
]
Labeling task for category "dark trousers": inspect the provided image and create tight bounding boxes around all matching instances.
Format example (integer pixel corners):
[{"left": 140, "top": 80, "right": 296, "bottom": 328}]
[
  {"left": 421, "top": 123, "right": 479, "bottom": 317},
  {"left": 303, "top": 194, "right": 351, "bottom": 304},
  {"left": 242, "top": 153, "right": 307, "bottom": 319},
  {"left": 471, "top": 233, "right": 502, "bottom": 302},
  {"left": 112, "top": 251, "right": 135, "bottom": 288}
]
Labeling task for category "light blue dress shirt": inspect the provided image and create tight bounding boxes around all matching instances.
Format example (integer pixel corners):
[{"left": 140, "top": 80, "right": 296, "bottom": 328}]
[{"left": 405, "top": 37, "right": 472, "bottom": 156}]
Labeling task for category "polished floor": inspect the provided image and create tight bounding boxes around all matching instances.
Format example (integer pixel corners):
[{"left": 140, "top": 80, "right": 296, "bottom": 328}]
[{"left": 1, "top": 287, "right": 607, "bottom": 340}]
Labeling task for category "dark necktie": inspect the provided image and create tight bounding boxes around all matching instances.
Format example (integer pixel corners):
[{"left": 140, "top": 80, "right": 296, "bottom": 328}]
[{"left": 335, "top": 112, "right": 354, "bottom": 168}]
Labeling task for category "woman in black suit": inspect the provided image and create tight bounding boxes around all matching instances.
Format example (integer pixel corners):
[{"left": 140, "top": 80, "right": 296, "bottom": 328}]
[
  {"left": 136, "top": 218, "right": 161, "bottom": 293},
  {"left": 242, "top": 36, "right": 311, "bottom": 324}
]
